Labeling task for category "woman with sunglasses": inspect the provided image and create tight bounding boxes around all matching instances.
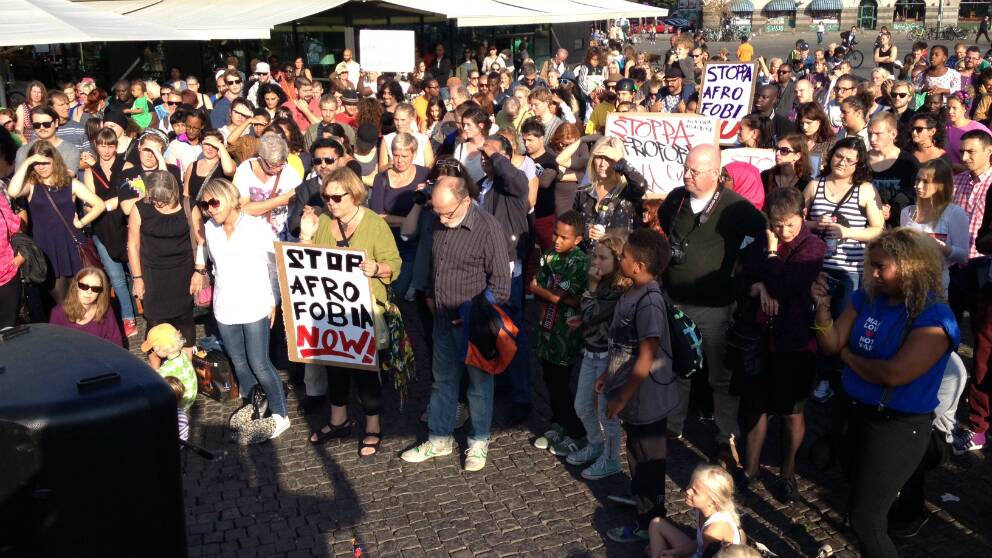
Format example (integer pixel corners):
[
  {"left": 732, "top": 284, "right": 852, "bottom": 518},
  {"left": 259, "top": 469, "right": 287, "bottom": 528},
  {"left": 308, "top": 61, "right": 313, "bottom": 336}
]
[
  {"left": 761, "top": 133, "right": 813, "bottom": 193},
  {"left": 184, "top": 130, "right": 235, "bottom": 243},
  {"left": 908, "top": 112, "right": 950, "bottom": 165},
  {"left": 83, "top": 128, "right": 138, "bottom": 337},
  {"left": 127, "top": 170, "right": 201, "bottom": 367},
  {"left": 299, "top": 167, "right": 401, "bottom": 457},
  {"left": 49, "top": 266, "right": 123, "bottom": 346},
  {"left": 197, "top": 177, "right": 291, "bottom": 443}
]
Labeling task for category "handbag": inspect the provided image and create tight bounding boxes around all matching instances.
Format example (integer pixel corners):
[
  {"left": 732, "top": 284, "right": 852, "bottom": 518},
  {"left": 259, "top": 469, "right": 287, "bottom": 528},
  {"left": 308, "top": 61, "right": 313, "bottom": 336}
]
[
  {"left": 249, "top": 384, "right": 270, "bottom": 420},
  {"left": 725, "top": 297, "right": 771, "bottom": 383},
  {"left": 40, "top": 185, "right": 103, "bottom": 272},
  {"left": 192, "top": 348, "right": 239, "bottom": 401}
]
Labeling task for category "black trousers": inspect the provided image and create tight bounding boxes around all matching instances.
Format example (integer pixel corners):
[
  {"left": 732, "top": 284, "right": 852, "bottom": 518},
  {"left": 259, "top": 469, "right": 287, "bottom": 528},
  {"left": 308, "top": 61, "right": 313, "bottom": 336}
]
[
  {"left": 327, "top": 366, "right": 383, "bottom": 417},
  {"left": 843, "top": 403, "right": 931, "bottom": 558},
  {"left": 890, "top": 431, "right": 949, "bottom": 523},
  {"left": 624, "top": 418, "right": 668, "bottom": 530},
  {"left": 0, "top": 277, "right": 20, "bottom": 328},
  {"left": 541, "top": 359, "right": 585, "bottom": 439}
]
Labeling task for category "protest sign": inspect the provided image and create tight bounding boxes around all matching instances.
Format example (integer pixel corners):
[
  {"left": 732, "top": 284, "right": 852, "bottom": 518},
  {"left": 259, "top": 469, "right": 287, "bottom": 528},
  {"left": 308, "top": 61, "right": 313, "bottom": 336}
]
[
  {"left": 359, "top": 29, "right": 415, "bottom": 73},
  {"left": 721, "top": 147, "right": 776, "bottom": 172},
  {"left": 605, "top": 112, "right": 719, "bottom": 197},
  {"left": 275, "top": 242, "right": 378, "bottom": 370},
  {"left": 698, "top": 62, "right": 758, "bottom": 146}
]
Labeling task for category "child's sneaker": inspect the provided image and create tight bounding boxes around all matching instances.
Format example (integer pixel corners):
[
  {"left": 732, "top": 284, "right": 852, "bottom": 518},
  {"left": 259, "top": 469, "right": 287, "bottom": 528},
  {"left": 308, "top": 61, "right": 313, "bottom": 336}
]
[
  {"left": 581, "top": 455, "right": 622, "bottom": 480},
  {"left": 566, "top": 442, "right": 603, "bottom": 466},
  {"left": 464, "top": 441, "right": 489, "bottom": 472},
  {"left": 606, "top": 524, "right": 648, "bottom": 543},
  {"left": 952, "top": 430, "right": 986, "bottom": 455},
  {"left": 534, "top": 423, "right": 564, "bottom": 450},
  {"left": 550, "top": 436, "right": 585, "bottom": 456},
  {"left": 401, "top": 440, "right": 453, "bottom": 463}
]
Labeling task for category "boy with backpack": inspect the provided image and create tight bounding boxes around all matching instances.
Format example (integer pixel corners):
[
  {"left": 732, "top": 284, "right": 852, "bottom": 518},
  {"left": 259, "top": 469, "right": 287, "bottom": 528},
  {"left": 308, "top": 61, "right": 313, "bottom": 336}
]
[{"left": 598, "top": 229, "right": 680, "bottom": 544}]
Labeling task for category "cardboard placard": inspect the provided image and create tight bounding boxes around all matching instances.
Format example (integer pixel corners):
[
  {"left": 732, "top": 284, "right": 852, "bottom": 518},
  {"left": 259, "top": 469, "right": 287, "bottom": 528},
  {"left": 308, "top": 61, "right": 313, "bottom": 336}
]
[
  {"left": 605, "top": 112, "right": 719, "bottom": 197},
  {"left": 274, "top": 242, "right": 378, "bottom": 370},
  {"left": 359, "top": 29, "right": 416, "bottom": 73},
  {"left": 721, "top": 147, "right": 776, "bottom": 172},
  {"left": 698, "top": 62, "right": 758, "bottom": 146}
]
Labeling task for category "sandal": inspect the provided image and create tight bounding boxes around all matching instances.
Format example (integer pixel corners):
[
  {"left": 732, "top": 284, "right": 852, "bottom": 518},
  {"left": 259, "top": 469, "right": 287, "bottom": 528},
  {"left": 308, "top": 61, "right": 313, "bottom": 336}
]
[
  {"left": 359, "top": 431, "right": 382, "bottom": 458},
  {"left": 309, "top": 420, "right": 352, "bottom": 445}
]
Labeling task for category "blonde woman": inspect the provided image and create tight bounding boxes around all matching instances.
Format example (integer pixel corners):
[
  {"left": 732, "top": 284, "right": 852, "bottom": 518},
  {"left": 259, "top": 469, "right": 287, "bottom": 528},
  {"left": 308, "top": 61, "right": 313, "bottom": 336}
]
[
  {"left": 574, "top": 136, "right": 647, "bottom": 244},
  {"left": 648, "top": 464, "right": 744, "bottom": 557}
]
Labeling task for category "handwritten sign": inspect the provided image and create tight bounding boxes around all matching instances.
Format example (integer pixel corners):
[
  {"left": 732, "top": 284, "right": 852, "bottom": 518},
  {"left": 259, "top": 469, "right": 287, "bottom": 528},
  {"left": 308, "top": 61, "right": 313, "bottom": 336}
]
[
  {"left": 275, "top": 242, "right": 378, "bottom": 370},
  {"left": 721, "top": 147, "right": 776, "bottom": 172},
  {"left": 699, "top": 62, "right": 758, "bottom": 146},
  {"left": 359, "top": 29, "right": 415, "bottom": 73},
  {"left": 605, "top": 112, "right": 719, "bottom": 197}
]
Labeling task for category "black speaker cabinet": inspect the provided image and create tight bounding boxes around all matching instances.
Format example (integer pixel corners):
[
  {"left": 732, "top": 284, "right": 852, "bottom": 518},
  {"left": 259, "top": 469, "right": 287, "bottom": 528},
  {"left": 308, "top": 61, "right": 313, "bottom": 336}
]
[{"left": 0, "top": 324, "right": 187, "bottom": 558}]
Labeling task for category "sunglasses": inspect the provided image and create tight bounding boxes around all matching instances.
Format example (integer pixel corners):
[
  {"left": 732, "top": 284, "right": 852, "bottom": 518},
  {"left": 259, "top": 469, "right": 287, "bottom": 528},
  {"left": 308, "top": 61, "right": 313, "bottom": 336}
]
[
  {"left": 912, "top": 126, "right": 932, "bottom": 133},
  {"left": 198, "top": 198, "right": 221, "bottom": 211},
  {"left": 892, "top": 92, "right": 910, "bottom": 99},
  {"left": 315, "top": 157, "right": 337, "bottom": 166},
  {"left": 255, "top": 72, "right": 269, "bottom": 77},
  {"left": 226, "top": 79, "right": 243, "bottom": 85},
  {"left": 32, "top": 120, "right": 55, "bottom": 129},
  {"left": 77, "top": 282, "right": 104, "bottom": 294},
  {"left": 776, "top": 147, "right": 797, "bottom": 155},
  {"left": 233, "top": 111, "right": 253, "bottom": 119},
  {"left": 166, "top": 101, "right": 179, "bottom": 107},
  {"left": 322, "top": 192, "right": 350, "bottom": 204}
]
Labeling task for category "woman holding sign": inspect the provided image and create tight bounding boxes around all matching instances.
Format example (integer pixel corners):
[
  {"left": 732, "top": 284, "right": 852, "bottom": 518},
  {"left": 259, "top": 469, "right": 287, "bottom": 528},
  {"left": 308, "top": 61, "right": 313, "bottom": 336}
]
[
  {"left": 197, "top": 178, "right": 290, "bottom": 443},
  {"left": 300, "top": 167, "right": 401, "bottom": 457},
  {"left": 574, "top": 137, "right": 647, "bottom": 246}
]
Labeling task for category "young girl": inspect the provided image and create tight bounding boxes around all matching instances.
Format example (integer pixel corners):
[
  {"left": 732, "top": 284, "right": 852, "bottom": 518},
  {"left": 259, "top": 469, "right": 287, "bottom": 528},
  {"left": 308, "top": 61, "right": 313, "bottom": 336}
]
[
  {"left": 565, "top": 233, "right": 630, "bottom": 480},
  {"left": 125, "top": 80, "right": 152, "bottom": 130},
  {"left": 648, "top": 464, "right": 744, "bottom": 558}
]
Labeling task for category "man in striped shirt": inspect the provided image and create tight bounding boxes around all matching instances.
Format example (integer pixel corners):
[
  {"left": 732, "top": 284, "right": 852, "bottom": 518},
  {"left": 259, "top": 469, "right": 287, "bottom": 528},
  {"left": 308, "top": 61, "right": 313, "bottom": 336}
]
[{"left": 402, "top": 175, "right": 511, "bottom": 472}]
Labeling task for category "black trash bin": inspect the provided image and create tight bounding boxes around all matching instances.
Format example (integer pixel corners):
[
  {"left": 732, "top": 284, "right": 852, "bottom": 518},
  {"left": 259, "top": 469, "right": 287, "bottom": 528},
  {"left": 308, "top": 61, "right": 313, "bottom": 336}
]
[{"left": 0, "top": 324, "right": 187, "bottom": 558}]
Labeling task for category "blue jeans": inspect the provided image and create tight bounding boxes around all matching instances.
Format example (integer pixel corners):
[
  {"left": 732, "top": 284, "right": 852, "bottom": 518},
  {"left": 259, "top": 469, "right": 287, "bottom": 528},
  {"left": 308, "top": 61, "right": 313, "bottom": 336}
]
[
  {"left": 505, "top": 272, "right": 532, "bottom": 404},
  {"left": 217, "top": 316, "right": 288, "bottom": 417},
  {"left": 93, "top": 236, "right": 135, "bottom": 320},
  {"left": 428, "top": 326, "right": 494, "bottom": 446},
  {"left": 392, "top": 229, "right": 416, "bottom": 298},
  {"left": 574, "top": 352, "right": 621, "bottom": 460}
]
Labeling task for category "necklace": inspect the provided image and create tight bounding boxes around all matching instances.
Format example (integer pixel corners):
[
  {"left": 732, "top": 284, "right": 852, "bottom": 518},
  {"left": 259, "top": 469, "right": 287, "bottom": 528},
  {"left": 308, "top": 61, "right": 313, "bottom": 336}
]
[{"left": 339, "top": 207, "right": 361, "bottom": 229}]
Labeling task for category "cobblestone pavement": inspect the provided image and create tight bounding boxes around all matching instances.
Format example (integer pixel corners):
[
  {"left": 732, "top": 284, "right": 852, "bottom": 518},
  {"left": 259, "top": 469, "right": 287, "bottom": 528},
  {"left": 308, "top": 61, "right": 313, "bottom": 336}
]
[{"left": 125, "top": 296, "right": 989, "bottom": 558}]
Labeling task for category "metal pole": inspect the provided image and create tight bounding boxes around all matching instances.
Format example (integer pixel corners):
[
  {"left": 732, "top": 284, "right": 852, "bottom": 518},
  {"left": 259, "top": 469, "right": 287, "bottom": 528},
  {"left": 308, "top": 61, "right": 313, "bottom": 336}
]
[{"left": 938, "top": 0, "right": 943, "bottom": 33}]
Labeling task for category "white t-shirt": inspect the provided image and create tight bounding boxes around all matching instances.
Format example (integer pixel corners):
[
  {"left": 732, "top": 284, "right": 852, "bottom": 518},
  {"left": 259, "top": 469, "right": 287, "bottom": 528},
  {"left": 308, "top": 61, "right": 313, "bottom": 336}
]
[
  {"left": 454, "top": 142, "right": 486, "bottom": 184},
  {"left": 900, "top": 203, "right": 970, "bottom": 294},
  {"left": 204, "top": 213, "right": 277, "bottom": 325},
  {"left": 233, "top": 158, "right": 303, "bottom": 240},
  {"left": 165, "top": 139, "right": 202, "bottom": 179}
]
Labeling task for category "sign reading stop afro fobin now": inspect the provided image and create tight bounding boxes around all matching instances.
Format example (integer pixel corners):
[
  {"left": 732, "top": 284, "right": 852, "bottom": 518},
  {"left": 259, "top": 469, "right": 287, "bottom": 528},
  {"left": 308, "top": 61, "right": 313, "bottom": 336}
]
[
  {"left": 606, "top": 112, "right": 719, "bottom": 197},
  {"left": 275, "top": 242, "right": 378, "bottom": 370},
  {"left": 699, "top": 62, "right": 758, "bottom": 146}
]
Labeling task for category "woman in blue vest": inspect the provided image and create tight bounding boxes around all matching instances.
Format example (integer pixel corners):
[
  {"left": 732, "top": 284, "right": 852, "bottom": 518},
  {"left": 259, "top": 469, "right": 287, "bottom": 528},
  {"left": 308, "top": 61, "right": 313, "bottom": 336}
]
[{"left": 811, "top": 227, "right": 959, "bottom": 558}]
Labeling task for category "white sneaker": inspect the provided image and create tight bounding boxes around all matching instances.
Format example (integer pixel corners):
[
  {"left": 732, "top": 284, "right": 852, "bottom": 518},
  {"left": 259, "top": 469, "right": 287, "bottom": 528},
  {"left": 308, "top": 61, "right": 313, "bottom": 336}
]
[
  {"left": 269, "top": 414, "right": 291, "bottom": 439},
  {"left": 464, "top": 441, "right": 489, "bottom": 472},
  {"left": 401, "top": 440, "right": 453, "bottom": 463}
]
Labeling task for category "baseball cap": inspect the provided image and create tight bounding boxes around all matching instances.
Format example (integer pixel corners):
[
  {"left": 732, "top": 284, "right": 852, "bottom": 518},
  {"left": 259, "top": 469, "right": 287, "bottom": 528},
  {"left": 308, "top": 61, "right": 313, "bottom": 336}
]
[
  {"left": 664, "top": 64, "right": 684, "bottom": 79},
  {"left": 141, "top": 323, "right": 180, "bottom": 353},
  {"left": 255, "top": 62, "right": 270, "bottom": 74},
  {"left": 616, "top": 78, "right": 636, "bottom": 92},
  {"left": 341, "top": 90, "right": 359, "bottom": 105},
  {"left": 356, "top": 123, "right": 378, "bottom": 152}
]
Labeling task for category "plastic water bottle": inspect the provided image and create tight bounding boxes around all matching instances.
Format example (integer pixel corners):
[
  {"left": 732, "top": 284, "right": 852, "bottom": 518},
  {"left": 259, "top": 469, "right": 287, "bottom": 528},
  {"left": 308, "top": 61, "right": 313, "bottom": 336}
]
[{"left": 824, "top": 215, "right": 838, "bottom": 256}]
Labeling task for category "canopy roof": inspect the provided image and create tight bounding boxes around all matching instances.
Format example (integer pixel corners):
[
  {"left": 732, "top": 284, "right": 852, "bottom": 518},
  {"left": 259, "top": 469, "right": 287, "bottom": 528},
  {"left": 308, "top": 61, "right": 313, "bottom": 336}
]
[
  {"left": 383, "top": 0, "right": 668, "bottom": 26},
  {"left": 0, "top": 0, "right": 197, "bottom": 46}
]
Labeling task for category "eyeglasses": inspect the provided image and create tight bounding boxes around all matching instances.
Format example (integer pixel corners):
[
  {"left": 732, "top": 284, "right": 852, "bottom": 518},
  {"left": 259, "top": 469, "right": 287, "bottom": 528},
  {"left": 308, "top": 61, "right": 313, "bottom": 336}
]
[
  {"left": 912, "top": 126, "right": 932, "bottom": 133},
  {"left": 260, "top": 159, "right": 284, "bottom": 173},
  {"left": 322, "top": 192, "right": 350, "bottom": 204},
  {"left": 684, "top": 166, "right": 716, "bottom": 179},
  {"left": 186, "top": 124, "right": 202, "bottom": 131},
  {"left": 836, "top": 85, "right": 856, "bottom": 92},
  {"left": 776, "top": 147, "right": 797, "bottom": 155},
  {"left": 197, "top": 198, "right": 221, "bottom": 211},
  {"left": 226, "top": 79, "right": 243, "bottom": 85},
  {"left": 315, "top": 157, "right": 337, "bottom": 166},
  {"left": 438, "top": 197, "right": 467, "bottom": 219},
  {"left": 77, "top": 282, "right": 104, "bottom": 294},
  {"left": 832, "top": 154, "right": 858, "bottom": 166},
  {"left": 32, "top": 120, "right": 55, "bottom": 129}
]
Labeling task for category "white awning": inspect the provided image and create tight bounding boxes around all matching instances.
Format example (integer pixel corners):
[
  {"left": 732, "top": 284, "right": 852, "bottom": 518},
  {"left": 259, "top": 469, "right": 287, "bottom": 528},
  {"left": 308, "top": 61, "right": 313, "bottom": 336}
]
[
  {"left": 381, "top": 0, "right": 666, "bottom": 27},
  {"left": 0, "top": 0, "right": 198, "bottom": 46},
  {"left": 80, "top": 0, "right": 349, "bottom": 40}
]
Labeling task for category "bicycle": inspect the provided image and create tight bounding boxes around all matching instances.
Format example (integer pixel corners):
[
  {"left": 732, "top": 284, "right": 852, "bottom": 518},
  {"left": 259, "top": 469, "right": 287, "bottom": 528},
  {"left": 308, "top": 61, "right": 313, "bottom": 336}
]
[
  {"left": 844, "top": 47, "right": 864, "bottom": 69},
  {"left": 906, "top": 24, "right": 927, "bottom": 41}
]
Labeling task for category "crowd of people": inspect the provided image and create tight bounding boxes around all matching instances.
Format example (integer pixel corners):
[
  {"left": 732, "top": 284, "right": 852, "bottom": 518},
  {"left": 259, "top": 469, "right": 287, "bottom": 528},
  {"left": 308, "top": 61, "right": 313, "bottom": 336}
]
[{"left": 0, "top": 26, "right": 988, "bottom": 558}]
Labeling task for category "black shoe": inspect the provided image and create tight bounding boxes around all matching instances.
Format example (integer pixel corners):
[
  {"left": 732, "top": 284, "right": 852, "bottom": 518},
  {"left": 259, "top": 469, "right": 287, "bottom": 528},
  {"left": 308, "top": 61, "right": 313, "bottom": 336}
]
[
  {"left": 507, "top": 402, "right": 531, "bottom": 426},
  {"left": 890, "top": 514, "right": 930, "bottom": 539},
  {"left": 779, "top": 475, "right": 799, "bottom": 504},
  {"left": 297, "top": 395, "right": 324, "bottom": 415},
  {"left": 309, "top": 420, "right": 352, "bottom": 445}
]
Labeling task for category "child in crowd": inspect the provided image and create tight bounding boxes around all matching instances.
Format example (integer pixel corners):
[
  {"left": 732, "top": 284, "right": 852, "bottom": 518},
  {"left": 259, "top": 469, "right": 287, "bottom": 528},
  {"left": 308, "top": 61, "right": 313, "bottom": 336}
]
[
  {"left": 567, "top": 232, "right": 630, "bottom": 480},
  {"left": 600, "top": 228, "right": 680, "bottom": 544},
  {"left": 141, "top": 323, "right": 198, "bottom": 412},
  {"left": 166, "top": 376, "right": 190, "bottom": 442},
  {"left": 648, "top": 464, "right": 745, "bottom": 557},
  {"left": 531, "top": 211, "right": 589, "bottom": 455},
  {"left": 125, "top": 79, "right": 152, "bottom": 130}
]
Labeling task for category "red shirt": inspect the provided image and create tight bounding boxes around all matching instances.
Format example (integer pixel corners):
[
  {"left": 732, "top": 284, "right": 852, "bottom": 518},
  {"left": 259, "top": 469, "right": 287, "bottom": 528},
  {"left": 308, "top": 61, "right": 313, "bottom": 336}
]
[
  {"left": 334, "top": 112, "right": 358, "bottom": 130},
  {"left": 282, "top": 98, "right": 320, "bottom": 133}
]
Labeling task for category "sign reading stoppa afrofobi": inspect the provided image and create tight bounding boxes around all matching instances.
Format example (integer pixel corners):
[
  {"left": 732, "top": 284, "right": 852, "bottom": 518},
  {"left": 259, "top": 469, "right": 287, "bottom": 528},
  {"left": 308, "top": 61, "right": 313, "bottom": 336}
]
[
  {"left": 699, "top": 62, "right": 758, "bottom": 145},
  {"left": 275, "top": 242, "right": 378, "bottom": 370}
]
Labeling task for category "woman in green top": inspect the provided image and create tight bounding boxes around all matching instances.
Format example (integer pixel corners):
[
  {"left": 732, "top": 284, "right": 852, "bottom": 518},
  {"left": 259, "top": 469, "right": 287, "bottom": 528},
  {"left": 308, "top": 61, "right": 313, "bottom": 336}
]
[
  {"left": 299, "top": 167, "right": 401, "bottom": 457},
  {"left": 125, "top": 80, "right": 152, "bottom": 130}
]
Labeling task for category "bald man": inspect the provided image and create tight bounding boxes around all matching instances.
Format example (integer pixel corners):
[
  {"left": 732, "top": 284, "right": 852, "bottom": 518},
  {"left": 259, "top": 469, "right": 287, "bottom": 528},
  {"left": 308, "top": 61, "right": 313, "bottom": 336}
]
[{"left": 656, "top": 144, "right": 766, "bottom": 469}]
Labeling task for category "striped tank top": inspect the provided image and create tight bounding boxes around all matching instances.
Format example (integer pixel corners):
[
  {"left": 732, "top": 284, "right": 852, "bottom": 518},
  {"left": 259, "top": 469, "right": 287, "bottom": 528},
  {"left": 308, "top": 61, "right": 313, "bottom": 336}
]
[{"left": 809, "top": 177, "right": 867, "bottom": 273}]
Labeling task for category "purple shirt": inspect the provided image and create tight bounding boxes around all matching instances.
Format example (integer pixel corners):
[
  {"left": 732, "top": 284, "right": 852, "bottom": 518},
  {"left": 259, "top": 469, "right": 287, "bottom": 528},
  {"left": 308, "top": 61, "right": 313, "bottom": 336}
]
[
  {"left": 50, "top": 305, "right": 124, "bottom": 347},
  {"left": 946, "top": 120, "right": 992, "bottom": 166}
]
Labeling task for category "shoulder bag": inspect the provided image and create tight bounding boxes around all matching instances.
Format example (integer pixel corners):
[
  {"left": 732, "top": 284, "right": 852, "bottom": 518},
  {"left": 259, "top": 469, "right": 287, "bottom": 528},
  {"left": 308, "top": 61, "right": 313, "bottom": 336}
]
[{"left": 40, "top": 185, "right": 103, "bottom": 272}]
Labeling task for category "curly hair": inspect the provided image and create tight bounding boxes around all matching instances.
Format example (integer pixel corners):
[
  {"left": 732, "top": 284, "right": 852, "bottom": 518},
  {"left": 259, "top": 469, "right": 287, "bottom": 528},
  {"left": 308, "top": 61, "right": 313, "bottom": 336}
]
[
  {"left": 822, "top": 137, "right": 872, "bottom": 186},
  {"left": 356, "top": 97, "right": 384, "bottom": 135},
  {"left": 910, "top": 112, "right": 947, "bottom": 149},
  {"left": 863, "top": 228, "right": 945, "bottom": 319}
]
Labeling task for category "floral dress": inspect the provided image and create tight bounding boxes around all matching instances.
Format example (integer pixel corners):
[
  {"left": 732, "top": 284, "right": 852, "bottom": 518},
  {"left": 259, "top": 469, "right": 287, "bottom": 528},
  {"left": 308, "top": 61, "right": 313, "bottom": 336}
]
[{"left": 535, "top": 248, "right": 589, "bottom": 366}]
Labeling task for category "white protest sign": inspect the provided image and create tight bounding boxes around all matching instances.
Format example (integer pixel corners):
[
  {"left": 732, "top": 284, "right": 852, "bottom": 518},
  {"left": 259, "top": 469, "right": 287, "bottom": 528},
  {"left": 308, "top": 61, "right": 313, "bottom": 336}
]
[
  {"left": 605, "top": 112, "right": 719, "bottom": 197},
  {"left": 359, "top": 29, "right": 416, "bottom": 73},
  {"left": 275, "top": 242, "right": 378, "bottom": 370},
  {"left": 721, "top": 147, "right": 776, "bottom": 172},
  {"left": 699, "top": 62, "right": 758, "bottom": 146}
]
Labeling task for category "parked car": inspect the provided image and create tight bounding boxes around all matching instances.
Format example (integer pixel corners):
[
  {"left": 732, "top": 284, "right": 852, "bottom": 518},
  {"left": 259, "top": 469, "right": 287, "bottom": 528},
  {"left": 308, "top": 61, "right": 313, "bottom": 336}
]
[{"left": 664, "top": 18, "right": 696, "bottom": 32}]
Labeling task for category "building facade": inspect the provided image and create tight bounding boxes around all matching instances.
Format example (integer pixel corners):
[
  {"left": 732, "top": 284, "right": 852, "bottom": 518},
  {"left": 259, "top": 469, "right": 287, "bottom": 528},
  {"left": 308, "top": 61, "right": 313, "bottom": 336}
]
[{"left": 712, "top": 0, "right": 959, "bottom": 34}]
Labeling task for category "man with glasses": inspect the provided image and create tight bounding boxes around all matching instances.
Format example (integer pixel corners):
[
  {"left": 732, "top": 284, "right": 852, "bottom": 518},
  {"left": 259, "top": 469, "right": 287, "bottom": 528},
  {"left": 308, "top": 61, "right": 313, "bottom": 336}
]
[
  {"left": 775, "top": 64, "right": 797, "bottom": 118},
  {"left": 413, "top": 79, "right": 441, "bottom": 130},
  {"left": 658, "top": 66, "right": 693, "bottom": 114},
  {"left": 246, "top": 62, "right": 282, "bottom": 109},
  {"left": 585, "top": 73, "right": 622, "bottom": 134},
  {"left": 960, "top": 46, "right": 987, "bottom": 91},
  {"left": 232, "top": 134, "right": 302, "bottom": 240},
  {"left": 657, "top": 144, "right": 766, "bottom": 466},
  {"left": 401, "top": 174, "right": 511, "bottom": 472},
  {"left": 211, "top": 69, "right": 245, "bottom": 130},
  {"left": 690, "top": 48, "right": 707, "bottom": 78},
  {"left": 287, "top": 138, "right": 354, "bottom": 242},
  {"left": 334, "top": 90, "right": 360, "bottom": 130},
  {"left": 886, "top": 80, "right": 917, "bottom": 147},
  {"left": 14, "top": 106, "right": 81, "bottom": 175},
  {"left": 827, "top": 74, "right": 858, "bottom": 130}
]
